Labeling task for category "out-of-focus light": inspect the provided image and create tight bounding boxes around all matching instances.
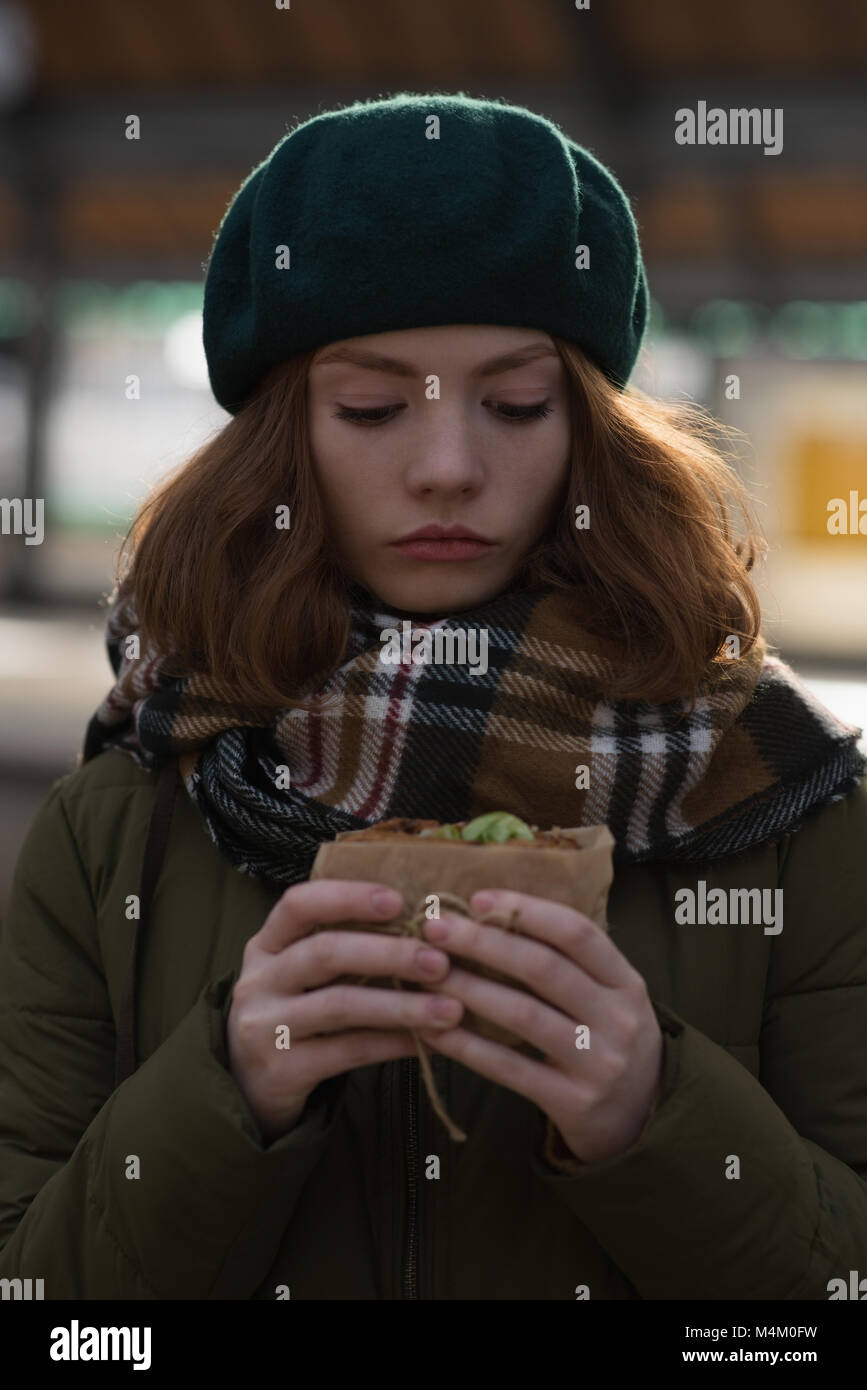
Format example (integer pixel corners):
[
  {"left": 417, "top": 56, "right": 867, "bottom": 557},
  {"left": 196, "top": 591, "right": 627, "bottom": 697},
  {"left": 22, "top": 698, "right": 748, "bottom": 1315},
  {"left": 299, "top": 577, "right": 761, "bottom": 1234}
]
[
  {"left": 0, "top": 278, "right": 36, "bottom": 336},
  {"left": 647, "top": 296, "right": 668, "bottom": 336},
  {"left": 163, "top": 311, "right": 209, "bottom": 389},
  {"left": 119, "top": 281, "right": 190, "bottom": 327},
  {"left": 838, "top": 303, "right": 867, "bottom": 360},
  {"left": 691, "top": 300, "right": 761, "bottom": 356},
  {"left": 57, "top": 281, "right": 116, "bottom": 327},
  {"left": 56, "top": 280, "right": 205, "bottom": 330},
  {"left": 632, "top": 334, "right": 713, "bottom": 402},
  {"left": 768, "top": 301, "right": 835, "bottom": 358},
  {"left": 670, "top": 299, "right": 867, "bottom": 362}
]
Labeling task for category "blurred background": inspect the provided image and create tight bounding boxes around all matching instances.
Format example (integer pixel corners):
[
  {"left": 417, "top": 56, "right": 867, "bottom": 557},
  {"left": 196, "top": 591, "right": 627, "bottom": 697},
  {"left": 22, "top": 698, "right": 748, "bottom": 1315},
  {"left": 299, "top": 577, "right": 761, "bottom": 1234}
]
[{"left": 1, "top": 0, "right": 866, "bottom": 911}]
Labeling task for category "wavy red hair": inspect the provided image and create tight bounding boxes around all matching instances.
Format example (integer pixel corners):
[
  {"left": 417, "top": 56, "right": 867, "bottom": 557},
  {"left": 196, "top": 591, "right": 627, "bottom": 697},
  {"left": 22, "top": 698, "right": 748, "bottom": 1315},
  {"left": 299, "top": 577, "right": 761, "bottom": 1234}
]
[{"left": 113, "top": 338, "right": 767, "bottom": 710}]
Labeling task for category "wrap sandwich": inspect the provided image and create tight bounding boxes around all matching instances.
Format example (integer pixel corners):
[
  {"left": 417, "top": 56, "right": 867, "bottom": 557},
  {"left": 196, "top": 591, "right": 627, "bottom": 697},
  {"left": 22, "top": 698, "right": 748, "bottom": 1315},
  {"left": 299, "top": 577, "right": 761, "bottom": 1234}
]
[{"left": 309, "top": 811, "right": 615, "bottom": 1140}]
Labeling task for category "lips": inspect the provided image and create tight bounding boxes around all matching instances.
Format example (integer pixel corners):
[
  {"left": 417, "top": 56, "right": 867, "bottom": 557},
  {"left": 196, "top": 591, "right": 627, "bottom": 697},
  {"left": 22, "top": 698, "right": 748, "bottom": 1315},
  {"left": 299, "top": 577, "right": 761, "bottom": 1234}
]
[
  {"left": 389, "top": 536, "right": 496, "bottom": 562},
  {"left": 392, "top": 524, "right": 494, "bottom": 544}
]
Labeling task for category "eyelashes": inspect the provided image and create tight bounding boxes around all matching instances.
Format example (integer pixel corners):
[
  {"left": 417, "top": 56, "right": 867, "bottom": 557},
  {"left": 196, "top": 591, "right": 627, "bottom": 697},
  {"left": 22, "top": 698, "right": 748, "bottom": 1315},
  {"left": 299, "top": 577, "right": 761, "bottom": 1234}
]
[{"left": 332, "top": 400, "right": 554, "bottom": 427}]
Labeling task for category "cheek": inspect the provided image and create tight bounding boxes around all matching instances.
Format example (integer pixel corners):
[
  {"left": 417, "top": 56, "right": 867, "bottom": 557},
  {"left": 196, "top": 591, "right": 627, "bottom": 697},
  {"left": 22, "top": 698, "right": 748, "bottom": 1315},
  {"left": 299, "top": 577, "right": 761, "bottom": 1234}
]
[
  {"left": 311, "top": 440, "right": 392, "bottom": 538},
  {"left": 505, "top": 441, "right": 570, "bottom": 515},
  {"left": 309, "top": 421, "right": 362, "bottom": 509}
]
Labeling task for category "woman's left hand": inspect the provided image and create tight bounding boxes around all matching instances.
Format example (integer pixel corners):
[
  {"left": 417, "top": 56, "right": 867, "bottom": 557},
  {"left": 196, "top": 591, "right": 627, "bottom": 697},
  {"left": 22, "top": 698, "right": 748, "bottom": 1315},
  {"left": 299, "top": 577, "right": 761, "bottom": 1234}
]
[{"left": 416, "top": 889, "right": 664, "bottom": 1164}]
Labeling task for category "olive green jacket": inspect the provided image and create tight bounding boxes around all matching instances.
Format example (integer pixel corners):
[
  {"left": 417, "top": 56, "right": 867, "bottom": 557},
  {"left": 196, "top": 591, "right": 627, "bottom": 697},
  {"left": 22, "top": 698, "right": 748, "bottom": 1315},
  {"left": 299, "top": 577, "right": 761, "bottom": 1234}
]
[{"left": 1, "top": 749, "right": 866, "bottom": 1299}]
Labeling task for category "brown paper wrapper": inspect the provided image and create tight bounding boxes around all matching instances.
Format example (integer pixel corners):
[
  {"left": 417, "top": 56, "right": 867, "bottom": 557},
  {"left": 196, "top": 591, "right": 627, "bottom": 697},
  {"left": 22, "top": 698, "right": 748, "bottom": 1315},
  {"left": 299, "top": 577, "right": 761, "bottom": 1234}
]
[{"left": 308, "top": 821, "right": 615, "bottom": 1142}]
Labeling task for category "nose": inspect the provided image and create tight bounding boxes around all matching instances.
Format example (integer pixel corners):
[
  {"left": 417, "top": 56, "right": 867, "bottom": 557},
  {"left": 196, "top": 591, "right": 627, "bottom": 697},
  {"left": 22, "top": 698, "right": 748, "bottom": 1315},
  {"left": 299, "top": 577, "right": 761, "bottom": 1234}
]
[{"left": 402, "top": 410, "right": 486, "bottom": 498}]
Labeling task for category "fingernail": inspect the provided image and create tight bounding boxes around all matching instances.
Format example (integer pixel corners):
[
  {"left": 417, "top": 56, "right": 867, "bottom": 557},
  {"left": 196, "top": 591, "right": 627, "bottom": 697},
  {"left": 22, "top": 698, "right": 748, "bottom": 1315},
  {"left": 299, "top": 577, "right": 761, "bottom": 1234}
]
[
  {"left": 417, "top": 947, "right": 448, "bottom": 974},
  {"left": 472, "top": 891, "right": 495, "bottom": 914},
  {"left": 430, "top": 997, "right": 461, "bottom": 1022},
  {"left": 371, "top": 888, "right": 401, "bottom": 914}
]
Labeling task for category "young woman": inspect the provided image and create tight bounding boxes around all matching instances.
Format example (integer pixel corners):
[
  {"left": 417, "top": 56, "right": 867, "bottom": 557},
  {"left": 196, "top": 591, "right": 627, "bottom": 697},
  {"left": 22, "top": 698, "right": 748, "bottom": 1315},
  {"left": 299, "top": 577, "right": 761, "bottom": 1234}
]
[{"left": 1, "top": 93, "right": 866, "bottom": 1301}]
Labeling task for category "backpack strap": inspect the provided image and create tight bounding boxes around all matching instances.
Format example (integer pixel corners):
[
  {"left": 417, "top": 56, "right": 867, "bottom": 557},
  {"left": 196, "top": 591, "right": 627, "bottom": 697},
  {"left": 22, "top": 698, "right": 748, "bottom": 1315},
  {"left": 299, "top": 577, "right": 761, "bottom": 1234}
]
[{"left": 114, "top": 759, "right": 180, "bottom": 1089}]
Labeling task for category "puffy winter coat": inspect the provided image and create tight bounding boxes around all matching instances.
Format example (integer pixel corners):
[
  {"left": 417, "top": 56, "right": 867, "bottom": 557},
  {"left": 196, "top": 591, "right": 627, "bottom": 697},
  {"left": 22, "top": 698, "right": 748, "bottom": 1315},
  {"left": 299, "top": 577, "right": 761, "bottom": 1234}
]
[{"left": 1, "top": 749, "right": 866, "bottom": 1299}]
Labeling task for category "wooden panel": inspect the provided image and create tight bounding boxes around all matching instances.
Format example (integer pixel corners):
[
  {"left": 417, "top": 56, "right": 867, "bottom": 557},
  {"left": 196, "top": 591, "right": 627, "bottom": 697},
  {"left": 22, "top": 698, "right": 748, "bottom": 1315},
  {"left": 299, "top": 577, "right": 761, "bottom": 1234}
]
[
  {"left": 58, "top": 178, "right": 234, "bottom": 254},
  {"left": 750, "top": 175, "right": 867, "bottom": 256},
  {"left": 605, "top": 0, "right": 866, "bottom": 73},
  {"left": 637, "top": 175, "right": 867, "bottom": 260},
  {"left": 637, "top": 180, "right": 736, "bottom": 258},
  {"left": 2, "top": 166, "right": 863, "bottom": 265},
  {"left": 24, "top": 0, "right": 573, "bottom": 88}
]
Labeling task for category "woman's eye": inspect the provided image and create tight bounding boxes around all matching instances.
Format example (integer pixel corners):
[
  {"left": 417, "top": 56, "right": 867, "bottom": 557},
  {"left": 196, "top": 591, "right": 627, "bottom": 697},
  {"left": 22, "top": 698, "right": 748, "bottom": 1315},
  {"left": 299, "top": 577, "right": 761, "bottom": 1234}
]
[
  {"left": 332, "top": 400, "right": 553, "bottom": 426},
  {"left": 332, "top": 404, "right": 406, "bottom": 425},
  {"left": 489, "top": 400, "right": 553, "bottom": 422}
]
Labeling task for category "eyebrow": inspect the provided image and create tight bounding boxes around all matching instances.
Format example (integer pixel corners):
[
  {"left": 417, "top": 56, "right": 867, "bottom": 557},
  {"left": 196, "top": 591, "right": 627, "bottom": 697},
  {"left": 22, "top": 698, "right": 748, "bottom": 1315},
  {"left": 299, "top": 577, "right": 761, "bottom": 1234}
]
[{"left": 311, "top": 341, "right": 559, "bottom": 378}]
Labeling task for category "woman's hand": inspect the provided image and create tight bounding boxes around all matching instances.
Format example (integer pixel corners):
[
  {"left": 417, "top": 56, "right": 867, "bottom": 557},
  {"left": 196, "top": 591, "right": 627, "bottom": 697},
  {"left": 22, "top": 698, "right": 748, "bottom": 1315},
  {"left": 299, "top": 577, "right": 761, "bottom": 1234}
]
[
  {"left": 226, "top": 879, "right": 463, "bottom": 1142},
  {"left": 416, "top": 889, "right": 663, "bottom": 1164}
]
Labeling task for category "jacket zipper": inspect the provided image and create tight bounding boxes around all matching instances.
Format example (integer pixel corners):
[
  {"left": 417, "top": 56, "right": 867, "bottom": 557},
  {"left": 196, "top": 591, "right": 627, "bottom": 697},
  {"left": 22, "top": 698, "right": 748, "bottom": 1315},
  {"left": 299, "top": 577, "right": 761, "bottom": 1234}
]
[{"left": 401, "top": 1056, "right": 419, "bottom": 1299}]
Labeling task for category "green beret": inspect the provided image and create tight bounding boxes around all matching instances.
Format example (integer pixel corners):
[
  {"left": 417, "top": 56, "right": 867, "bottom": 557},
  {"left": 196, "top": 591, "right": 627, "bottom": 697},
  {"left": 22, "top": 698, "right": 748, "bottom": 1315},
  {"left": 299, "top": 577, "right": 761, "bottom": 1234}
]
[{"left": 203, "top": 91, "right": 649, "bottom": 414}]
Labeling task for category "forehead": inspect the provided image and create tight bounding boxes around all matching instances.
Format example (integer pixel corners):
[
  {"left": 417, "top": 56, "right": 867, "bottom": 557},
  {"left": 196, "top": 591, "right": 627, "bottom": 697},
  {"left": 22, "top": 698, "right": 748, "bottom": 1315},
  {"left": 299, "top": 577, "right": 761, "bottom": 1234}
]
[{"left": 310, "top": 325, "right": 561, "bottom": 377}]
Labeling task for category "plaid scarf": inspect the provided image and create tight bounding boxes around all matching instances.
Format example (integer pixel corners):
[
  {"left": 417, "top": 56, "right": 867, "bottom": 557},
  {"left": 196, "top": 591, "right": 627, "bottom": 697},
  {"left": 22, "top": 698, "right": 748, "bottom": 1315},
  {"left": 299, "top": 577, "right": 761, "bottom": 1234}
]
[{"left": 82, "top": 583, "right": 866, "bottom": 890}]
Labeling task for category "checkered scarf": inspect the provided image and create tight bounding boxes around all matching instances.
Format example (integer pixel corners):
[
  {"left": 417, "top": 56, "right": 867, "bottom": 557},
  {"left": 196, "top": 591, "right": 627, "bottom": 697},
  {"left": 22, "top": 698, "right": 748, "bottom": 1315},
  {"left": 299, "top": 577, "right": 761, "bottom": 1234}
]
[{"left": 82, "top": 583, "right": 866, "bottom": 890}]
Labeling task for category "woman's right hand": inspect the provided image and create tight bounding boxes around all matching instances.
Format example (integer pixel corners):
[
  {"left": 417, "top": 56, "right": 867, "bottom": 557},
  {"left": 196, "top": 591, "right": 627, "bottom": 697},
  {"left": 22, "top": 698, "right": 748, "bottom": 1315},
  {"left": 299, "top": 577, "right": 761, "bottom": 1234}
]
[{"left": 226, "top": 879, "right": 463, "bottom": 1142}]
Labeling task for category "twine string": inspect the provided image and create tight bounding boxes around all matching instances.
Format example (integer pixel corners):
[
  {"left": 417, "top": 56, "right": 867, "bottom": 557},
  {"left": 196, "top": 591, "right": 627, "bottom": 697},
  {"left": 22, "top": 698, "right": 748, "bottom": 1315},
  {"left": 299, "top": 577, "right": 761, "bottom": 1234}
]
[{"left": 353, "top": 891, "right": 524, "bottom": 1143}]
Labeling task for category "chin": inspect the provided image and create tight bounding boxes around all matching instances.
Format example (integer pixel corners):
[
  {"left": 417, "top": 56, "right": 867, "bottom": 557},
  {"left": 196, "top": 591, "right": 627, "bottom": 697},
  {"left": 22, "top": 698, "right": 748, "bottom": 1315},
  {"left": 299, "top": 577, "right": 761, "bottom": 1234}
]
[{"left": 367, "top": 574, "right": 506, "bottom": 617}]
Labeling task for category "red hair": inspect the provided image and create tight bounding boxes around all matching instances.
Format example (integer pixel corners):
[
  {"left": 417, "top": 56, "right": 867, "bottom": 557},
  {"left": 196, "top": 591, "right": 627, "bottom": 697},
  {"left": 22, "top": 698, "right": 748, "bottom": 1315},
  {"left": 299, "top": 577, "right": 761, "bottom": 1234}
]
[{"left": 114, "top": 337, "right": 766, "bottom": 709}]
